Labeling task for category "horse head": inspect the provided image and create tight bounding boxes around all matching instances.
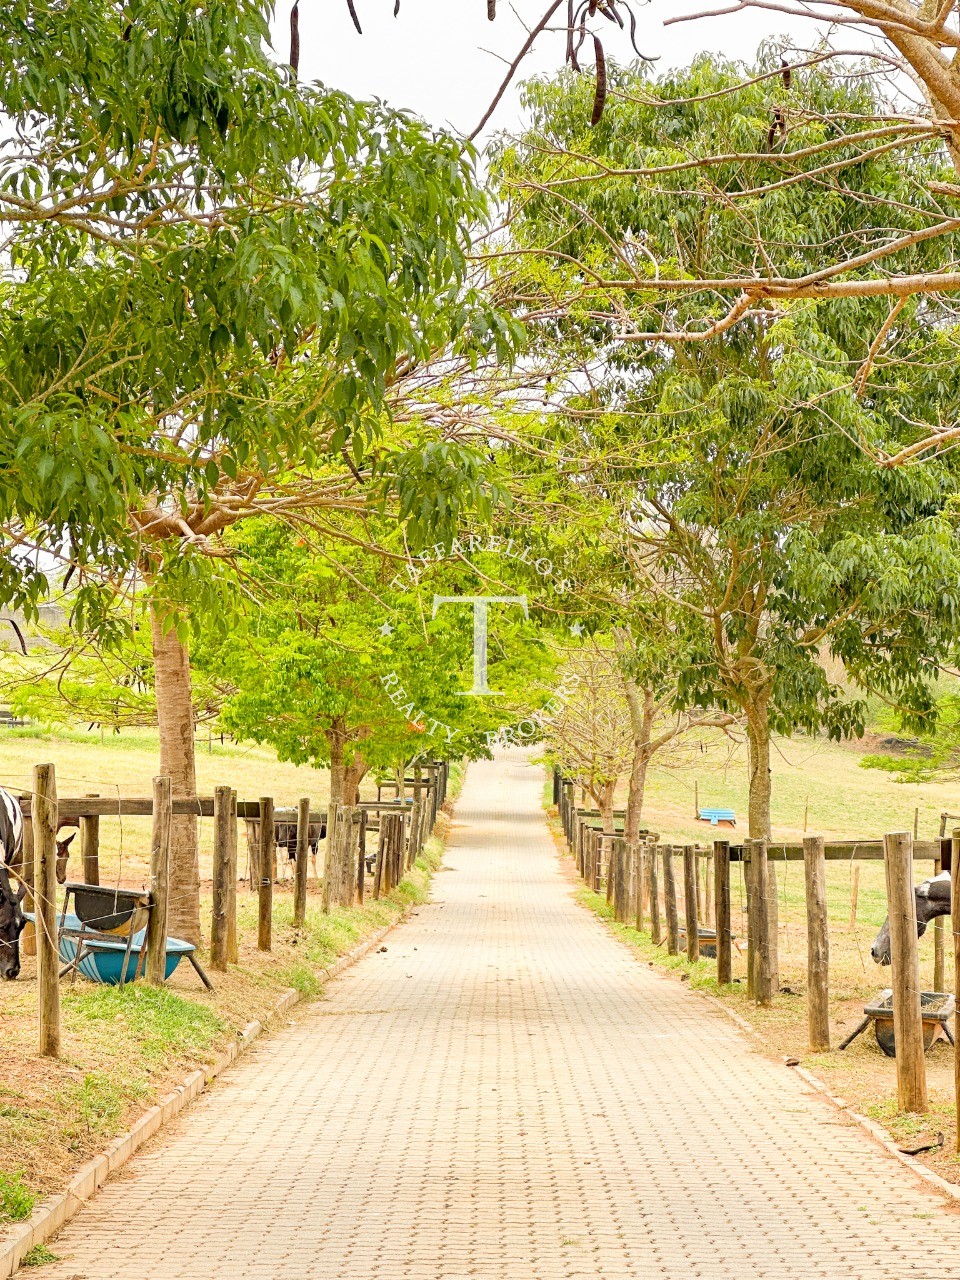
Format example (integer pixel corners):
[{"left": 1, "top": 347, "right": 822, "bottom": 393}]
[
  {"left": 56, "top": 831, "right": 76, "bottom": 884},
  {"left": 870, "top": 870, "right": 951, "bottom": 965},
  {"left": 0, "top": 864, "right": 25, "bottom": 980}
]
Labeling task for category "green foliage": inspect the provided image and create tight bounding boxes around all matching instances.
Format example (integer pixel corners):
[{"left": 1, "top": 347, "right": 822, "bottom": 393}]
[
  {"left": 497, "top": 56, "right": 960, "bottom": 790},
  {"left": 860, "top": 691, "right": 960, "bottom": 781},
  {"left": 62, "top": 985, "right": 224, "bottom": 1067},
  {"left": 859, "top": 753, "right": 938, "bottom": 783},
  {"left": 0, "top": 0, "right": 516, "bottom": 623},
  {"left": 0, "top": 1171, "right": 36, "bottom": 1224},
  {"left": 3, "top": 612, "right": 225, "bottom": 731},
  {"left": 20, "top": 1244, "right": 59, "bottom": 1267},
  {"left": 197, "top": 518, "right": 555, "bottom": 775}
]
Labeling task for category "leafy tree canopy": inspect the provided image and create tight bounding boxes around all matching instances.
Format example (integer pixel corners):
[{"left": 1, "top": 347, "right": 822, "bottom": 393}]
[
  {"left": 1, "top": 0, "right": 519, "bottom": 620},
  {"left": 496, "top": 55, "right": 960, "bottom": 834},
  {"left": 195, "top": 517, "right": 562, "bottom": 783}
]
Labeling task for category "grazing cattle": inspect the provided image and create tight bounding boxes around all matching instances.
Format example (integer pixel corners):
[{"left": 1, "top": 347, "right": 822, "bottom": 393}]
[
  {"left": 244, "top": 818, "right": 327, "bottom": 882},
  {"left": 0, "top": 787, "right": 25, "bottom": 980},
  {"left": 870, "top": 870, "right": 951, "bottom": 965}
]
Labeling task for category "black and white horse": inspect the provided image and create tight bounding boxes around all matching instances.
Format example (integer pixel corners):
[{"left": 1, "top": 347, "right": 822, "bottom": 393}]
[
  {"left": 0, "top": 788, "right": 25, "bottom": 980},
  {"left": 870, "top": 870, "right": 951, "bottom": 965}
]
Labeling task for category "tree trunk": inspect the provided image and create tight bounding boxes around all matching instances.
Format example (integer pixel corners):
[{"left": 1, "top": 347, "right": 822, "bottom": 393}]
[
  {"left": 746, "top": 713, "right": 772, "bottom": 842},
  {"left": 599, "top": 780, "right": 617, "bottom": 835},
  {"left": 746, "top": 701, "right": 779, "bottom": 989},
  {"left": 328, "top": 726, "right": 346, "bottom": 808},
  {"left": 624, "top": 745, "right": 649, "bottom": 848},
  {"left": 149, "top": 605, "right": 200, "bottom": 945},
  {"left": 343, "top": 754, "right": 368, "bottom": 806}
]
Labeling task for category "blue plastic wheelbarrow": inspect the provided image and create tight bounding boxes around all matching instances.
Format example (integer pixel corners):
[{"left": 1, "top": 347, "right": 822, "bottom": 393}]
[{"left": 24, "top": 910, "right": 209, "bottom": 988}]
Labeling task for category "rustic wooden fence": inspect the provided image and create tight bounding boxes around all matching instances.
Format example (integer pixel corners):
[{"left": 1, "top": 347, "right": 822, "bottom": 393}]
[
  {"left": 554, "top": 769, "right": 954, "bottom": 1120},
  {"left": 18, "top": 758, "right": 450, "bottom": 1059}
]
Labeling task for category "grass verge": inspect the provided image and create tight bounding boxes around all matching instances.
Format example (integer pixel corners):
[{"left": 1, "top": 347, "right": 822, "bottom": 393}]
[
  {"left": 1, "top": 763, "right": 461, "bottom": 1228},
  {"left": 545, "top": 790, "right": 960, "bottom": 1187}
]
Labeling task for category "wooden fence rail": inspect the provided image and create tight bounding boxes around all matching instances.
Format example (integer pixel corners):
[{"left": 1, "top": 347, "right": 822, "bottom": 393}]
[{"left": 552, "top": 773, "right": 949, "bottom": 1116}]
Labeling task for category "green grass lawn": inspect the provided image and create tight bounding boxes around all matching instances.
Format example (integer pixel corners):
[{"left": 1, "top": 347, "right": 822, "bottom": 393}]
[{"left": 625, "top": 733, "right": 959, "bottom": 845}]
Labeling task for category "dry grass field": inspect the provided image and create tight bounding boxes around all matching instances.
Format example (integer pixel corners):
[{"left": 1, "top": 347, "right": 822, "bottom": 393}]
[
  {"left": 624, "top": 732, "right": 959, "bottom": 847},
  {"left": 0, "top": 725, "right": 351, "bottom": 887}
]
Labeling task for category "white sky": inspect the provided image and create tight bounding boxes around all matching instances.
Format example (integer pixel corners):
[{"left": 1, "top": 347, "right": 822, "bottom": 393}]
[{"left": 279, "top": 0, "right": 832, "bottom": 139}]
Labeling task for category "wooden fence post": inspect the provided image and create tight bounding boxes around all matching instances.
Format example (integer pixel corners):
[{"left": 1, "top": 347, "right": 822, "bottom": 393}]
[
  {"left": 704, "top": 851, "right": 713, "bottom": 928},
  {"left": 663, "top": 846, "right": 679, "bottom": 956},
  {"left": 342, "top": 807, "right": 362, "bottom": 907},
  {"left": 745, "top": 841, "right": 756, "bottom": 1000},
  {"left": 612, "top": 838, "right": 627, "bottom": 922},
  {"left": 803, "top": 835, "right": 830, "bottom": 1052},
  {"left": 767, "top": 854, "right": 780, "bottom": 995},
  {"left": 396, "top": 809, "right": 405, "bottom": 885},
  {"left": 145, "top": 776, "right": 172, "bottom": 987},
  {"left": 357, "top": 809, "right": 367, "bottom": 904},
  {"left": 33, "top": 763, "right": 60, "bottom": 1058},
  {"left": 751, "top": 838, "right": 773, "bottom": 1006},
  {"left": 884, "top": 830, "right": 927, "bottom": 1113},
  {"left": 322, "top": 803, "right": 340, "bottom": 913},
  {"left": 649, "top": 843, "right": 662, "bottom": 945},
  {"left": 952, "top": 829, "right": 960, "bottom": 1151},
  {"left": 634, "top": 843, "right": 646, "bottom": 934},
  {"left": 410, "top": 797, "right": 424, "bottom": 869},
  {"left": 373, "top": 812, "right": 387, "bottom": 900},
  {"left": 227, "top": 791, "right": 238, "bottom": 964},
  {"left": 294, "top": 797, "right": 310, "bottom": 929},
  {"left": 933, "top": 853, "right": 945, "bottom": 992},
  {"left": 80, "top": 794, "right": 100, "bottom": 885},
  {"left": 258, "top": 797, "right": 274, "bottom": 951},
  {"left": 210, "top": 785, "right": 232, "bottom": 971},
  {"left": 714, "top": 840, "right": 731, "bottom": 985},
  {"left": 20, "top": 799, "right": 35, "bottom": 958},
  {"left": 683, "top": 844, "right": 699, "bottom": 962}
]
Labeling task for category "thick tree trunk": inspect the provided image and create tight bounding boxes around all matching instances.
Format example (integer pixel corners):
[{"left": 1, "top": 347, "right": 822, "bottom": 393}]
[
  {"left": 746, "top": 701, "right": 779, "bottom": 989},
  {"left": 327, "top": 726, "right": 346, "bottom": 808},
  {"left": 149, "top": 605, "right": 200, "bottom": 945},
  {"left": 343, "top": 754, "right": 367, "bottom": 806}
]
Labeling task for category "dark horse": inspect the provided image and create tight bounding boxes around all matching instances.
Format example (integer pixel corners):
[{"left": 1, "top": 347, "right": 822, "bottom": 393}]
[
  {"left": 0, "top": 787, "right": 25, "bottom": 980},
  {"left": 870, "top": 870, "right": 951, "bottom": 965}
]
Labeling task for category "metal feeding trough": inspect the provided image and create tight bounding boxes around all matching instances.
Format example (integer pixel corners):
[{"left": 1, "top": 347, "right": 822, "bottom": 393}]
[
  {"left": 64, "top": 884, "right": 152, "bottom": 936},
  {"left": 841, "top": 989, "right": 956, "bottom": 1057}
]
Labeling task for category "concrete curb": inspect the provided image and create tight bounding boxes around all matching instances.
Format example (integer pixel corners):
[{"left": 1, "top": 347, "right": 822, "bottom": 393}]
[{"left": 0, "top": 907, "right": 414, "bottom": 1278}]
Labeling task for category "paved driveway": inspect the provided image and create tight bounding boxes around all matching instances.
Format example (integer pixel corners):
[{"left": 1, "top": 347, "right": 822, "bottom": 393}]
[{"left": 36, "top": 749, "right": 955, "bottom": 1279}]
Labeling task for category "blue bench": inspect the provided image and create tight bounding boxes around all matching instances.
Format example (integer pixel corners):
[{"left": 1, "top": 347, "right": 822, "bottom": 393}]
[{"left": 698, "top": 808, "right": 737, "bottom": 827}]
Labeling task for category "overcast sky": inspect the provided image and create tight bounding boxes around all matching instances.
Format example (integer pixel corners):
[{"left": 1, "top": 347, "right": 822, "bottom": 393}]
[{"left": 279, "top": 1, "right": 832, "bottom": 139}]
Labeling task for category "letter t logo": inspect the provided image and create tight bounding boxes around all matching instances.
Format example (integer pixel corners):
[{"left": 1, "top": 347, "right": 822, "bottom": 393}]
[{"left": 432, "top": 595, "right": 529, "bottom": 695}]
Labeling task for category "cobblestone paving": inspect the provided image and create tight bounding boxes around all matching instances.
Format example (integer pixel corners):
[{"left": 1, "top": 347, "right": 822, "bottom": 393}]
[{"left": 36, "top": 749, "right": 958, "bottom": 1279}]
